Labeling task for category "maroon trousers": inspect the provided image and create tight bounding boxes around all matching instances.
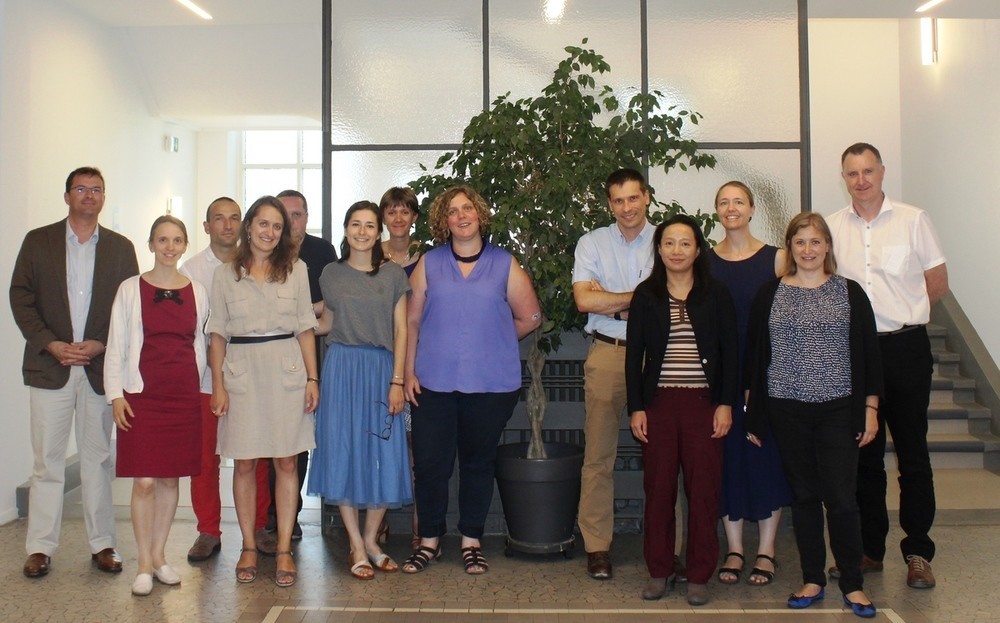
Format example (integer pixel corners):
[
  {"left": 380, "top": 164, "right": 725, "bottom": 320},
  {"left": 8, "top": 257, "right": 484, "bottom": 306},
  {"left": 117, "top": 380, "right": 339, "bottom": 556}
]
[{"left": 642, "top": 387, "right": 724, "bottom": 582}]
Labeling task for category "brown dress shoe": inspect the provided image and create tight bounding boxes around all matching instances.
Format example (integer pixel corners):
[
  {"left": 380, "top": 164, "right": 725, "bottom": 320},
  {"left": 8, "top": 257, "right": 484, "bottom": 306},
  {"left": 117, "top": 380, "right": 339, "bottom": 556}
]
[
  {"left": 906, "top": 555, "right": 936, "bottom": 589},
  {"left": 586, "top": 551, "right": 612, "bottom": 579},
  {"left": 187, "top": 533, "right": 222, "bottom": 562},
  {"left": 92, "top": 548, "right": 123, "bottom": 573},
  {"left": 828, "top": 554, "right": 883, "bottom": 579},
  {"left": 23, "top": 553, "right": 51, "bottom": 578}
]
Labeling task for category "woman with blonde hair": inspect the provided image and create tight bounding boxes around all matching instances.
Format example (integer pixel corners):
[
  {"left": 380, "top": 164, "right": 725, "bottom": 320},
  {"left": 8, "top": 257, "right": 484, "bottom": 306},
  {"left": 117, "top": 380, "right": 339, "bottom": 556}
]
[
  {"left": 106, "top": 215, "right": 208, "bottom": 596},
  {"left": 745, "top": 212, "right": 881, "bottom": 618},
  {"left": 708, "top": 181, "right": 793, "bottom": 587}
]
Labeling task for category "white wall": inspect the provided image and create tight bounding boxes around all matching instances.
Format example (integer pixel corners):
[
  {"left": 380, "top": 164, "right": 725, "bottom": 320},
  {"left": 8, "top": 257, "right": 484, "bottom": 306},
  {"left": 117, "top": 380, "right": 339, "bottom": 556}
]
[
  {"left": 809, "top": 18, "right": 1000, "bottom": 368},
  {"left": 898, "top": 19, "right": 1000, "bottom": 361},
  {"left": 808, "top": 19, "right": 904, "bottom": 213},
  {"left": 0, "top": 0, "right": 198, "bottom": 523}
]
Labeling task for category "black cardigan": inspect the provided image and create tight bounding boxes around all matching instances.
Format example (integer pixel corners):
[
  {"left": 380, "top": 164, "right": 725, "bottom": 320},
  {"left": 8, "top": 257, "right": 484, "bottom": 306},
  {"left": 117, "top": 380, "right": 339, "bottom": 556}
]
[
  {"left": 625, "top": 277, "right": 739, "bottom": 414},
  {"left": 744, "top": 276, "right": 884, "bottom": 439}
]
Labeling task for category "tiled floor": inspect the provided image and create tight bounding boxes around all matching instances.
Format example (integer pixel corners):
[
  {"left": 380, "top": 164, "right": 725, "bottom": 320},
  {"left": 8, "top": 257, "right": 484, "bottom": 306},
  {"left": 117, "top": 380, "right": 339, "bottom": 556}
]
[{"left": 3, "top": 469, "right": 1000, "bottom": 623}]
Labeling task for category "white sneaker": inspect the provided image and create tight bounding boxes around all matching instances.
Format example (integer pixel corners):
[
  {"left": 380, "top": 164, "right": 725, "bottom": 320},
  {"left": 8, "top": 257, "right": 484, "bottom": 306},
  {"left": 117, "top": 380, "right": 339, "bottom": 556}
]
[
  {"left": 153, "top": 564, "right": 181, "bottom": 585},
  {"left": 131, "top": 573, "right": 153, "bottom": 596}
]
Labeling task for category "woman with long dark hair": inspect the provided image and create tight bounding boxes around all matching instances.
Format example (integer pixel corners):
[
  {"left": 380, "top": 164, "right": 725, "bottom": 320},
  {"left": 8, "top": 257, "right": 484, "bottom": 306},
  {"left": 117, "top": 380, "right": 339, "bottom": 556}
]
[
  {"left": 308, "top": 201, "right": 412, "bottom": 580},
  {"left": 207, "top": 196, "right": 319, "bottom": 587},
  {"left": 626, "top": 214, "right": 738, "bottom": 605}
]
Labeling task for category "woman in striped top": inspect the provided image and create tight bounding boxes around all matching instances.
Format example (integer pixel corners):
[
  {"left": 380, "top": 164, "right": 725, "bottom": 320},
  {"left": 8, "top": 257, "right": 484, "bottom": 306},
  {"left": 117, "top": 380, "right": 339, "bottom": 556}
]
[{"left": 625, "top": 214, "right": 739, "bottom": 605}]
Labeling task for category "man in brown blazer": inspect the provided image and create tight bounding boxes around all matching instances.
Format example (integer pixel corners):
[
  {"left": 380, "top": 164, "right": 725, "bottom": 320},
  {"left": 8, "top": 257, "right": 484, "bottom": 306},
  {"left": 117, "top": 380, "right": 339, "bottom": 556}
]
[{"left": 10, "top": 166, "right": 138, "bottom": 578}]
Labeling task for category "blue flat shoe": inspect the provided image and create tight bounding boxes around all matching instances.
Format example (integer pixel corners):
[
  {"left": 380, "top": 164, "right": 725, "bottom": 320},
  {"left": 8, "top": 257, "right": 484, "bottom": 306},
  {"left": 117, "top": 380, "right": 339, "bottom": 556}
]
[
  {"left": 787, "top": 587, "right": 825, "bottom": 609},
  {"left": 843, "top": 594, "right": 877, "bottom": 618}
]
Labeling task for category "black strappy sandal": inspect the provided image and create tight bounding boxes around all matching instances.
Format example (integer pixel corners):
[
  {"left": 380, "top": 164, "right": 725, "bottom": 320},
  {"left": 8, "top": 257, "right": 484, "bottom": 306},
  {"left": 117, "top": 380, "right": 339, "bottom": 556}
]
[
  {"left": 747, "top": 554, "right": 777, "bottom": 586},
  {"left": 462, "top": 546, "right": 489, "bottom": 575},
  {"left": 401, "top": 545, "right": 441, "bottom": 574},
  {"left": 717, "top": 552, "right": 744, "bottom": 584}
]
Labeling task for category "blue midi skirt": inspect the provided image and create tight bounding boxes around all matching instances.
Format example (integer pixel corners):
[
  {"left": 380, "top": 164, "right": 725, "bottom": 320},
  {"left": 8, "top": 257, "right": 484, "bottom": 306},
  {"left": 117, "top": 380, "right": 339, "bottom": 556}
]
[{"left": 307, "top": 343, "right": 412, "bottom": 509}]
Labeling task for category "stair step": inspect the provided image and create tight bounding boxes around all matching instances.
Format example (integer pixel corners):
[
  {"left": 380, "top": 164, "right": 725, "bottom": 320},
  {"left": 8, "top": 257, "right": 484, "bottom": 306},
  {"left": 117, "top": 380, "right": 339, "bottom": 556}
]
[
  {"left": 933, "top": 351, "right": 960, "bottom": 376},
  {"left": 888, "top": 433, "right": 1000, "bottom": 470},
  {"left": 930, "top": 375, "right": 977, "bottom": 403}
]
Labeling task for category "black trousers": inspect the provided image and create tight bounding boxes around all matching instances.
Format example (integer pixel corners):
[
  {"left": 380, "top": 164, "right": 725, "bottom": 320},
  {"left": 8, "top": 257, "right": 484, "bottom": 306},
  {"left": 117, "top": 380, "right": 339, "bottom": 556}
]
[
  {"left": 411, "top": 389, "right": 518, "bottom": 540},
  {"left": 857, "top": 327, "right": 935, "bottom": 562},
  {"left": 769, "top": 397, "right": 865, "bottom": 594}
]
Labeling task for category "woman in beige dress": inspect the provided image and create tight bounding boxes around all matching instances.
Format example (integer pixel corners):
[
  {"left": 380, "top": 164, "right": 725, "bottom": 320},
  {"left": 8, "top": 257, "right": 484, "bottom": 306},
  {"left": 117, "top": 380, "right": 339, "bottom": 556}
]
[{"left": 207, "top": 195, "right": 319, "bottom": 587}]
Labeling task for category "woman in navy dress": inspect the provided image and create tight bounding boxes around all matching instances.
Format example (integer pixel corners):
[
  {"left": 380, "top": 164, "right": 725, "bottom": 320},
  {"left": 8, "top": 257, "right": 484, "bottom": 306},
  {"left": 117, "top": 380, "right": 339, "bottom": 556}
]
[
  {"left": 708, "top": 181, "right": 793, "bottom": 586},
  {"left": 105, "top": 215, "right": 208, "bottom": 596}
]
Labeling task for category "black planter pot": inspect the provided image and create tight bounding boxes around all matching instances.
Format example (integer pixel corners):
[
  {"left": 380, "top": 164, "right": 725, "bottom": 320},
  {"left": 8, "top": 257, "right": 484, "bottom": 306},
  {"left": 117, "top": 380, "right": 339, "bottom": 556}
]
[{"left": 495, "top": 441, "right": 584, "bottom": 557}]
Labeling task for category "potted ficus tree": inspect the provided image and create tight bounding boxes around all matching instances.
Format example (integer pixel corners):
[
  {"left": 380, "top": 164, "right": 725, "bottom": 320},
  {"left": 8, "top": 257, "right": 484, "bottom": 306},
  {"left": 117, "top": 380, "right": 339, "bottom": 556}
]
[{"left": 408, "top": 39, "right": 716, "bottom": 555}]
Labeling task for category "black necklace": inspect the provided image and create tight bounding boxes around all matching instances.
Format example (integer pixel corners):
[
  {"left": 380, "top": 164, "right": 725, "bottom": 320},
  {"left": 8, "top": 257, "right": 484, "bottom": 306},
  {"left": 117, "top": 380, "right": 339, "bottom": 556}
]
[{"left": 451, "top": 240, "right": 485, "bottom": 263}]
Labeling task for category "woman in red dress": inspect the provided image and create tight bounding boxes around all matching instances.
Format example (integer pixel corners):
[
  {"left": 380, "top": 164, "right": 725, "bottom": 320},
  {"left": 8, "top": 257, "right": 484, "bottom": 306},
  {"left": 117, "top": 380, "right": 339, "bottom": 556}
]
[{"left": 105, "top": 215, "right": 208, "bottom": 596}]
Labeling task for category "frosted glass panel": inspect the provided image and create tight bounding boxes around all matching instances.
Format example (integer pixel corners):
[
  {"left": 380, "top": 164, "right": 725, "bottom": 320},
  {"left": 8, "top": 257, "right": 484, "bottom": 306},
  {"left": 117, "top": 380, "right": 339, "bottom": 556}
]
[
  {"left": 329, "top": 150, "right": 449, "bottom": 243},
  {"left": 330, "top": 0, "right": 482, "bottom": 144},
  {"left": 647, "top": 0, "right": 799, "bottom": 142},
  {"left": 648, "top": 149, "right": 801, "bottom": 248},
  {"left": 489, "top": 0, "right": 641, "bottom": 108}
]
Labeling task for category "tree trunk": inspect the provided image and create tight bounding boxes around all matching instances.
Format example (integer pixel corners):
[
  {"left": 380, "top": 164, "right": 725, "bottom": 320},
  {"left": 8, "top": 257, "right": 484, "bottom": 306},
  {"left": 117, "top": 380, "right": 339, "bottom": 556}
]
[{"left": 525, "top": 328, "right": 547, "bottom": 459}]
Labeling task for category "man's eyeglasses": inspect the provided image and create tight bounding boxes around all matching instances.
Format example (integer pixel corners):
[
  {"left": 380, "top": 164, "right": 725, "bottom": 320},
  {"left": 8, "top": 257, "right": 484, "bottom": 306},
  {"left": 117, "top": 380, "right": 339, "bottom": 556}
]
[
  {"left": 367, "top": 401, "right": 395, "bottom": 440},
  {"left": 70, "top": 186, "right": 104, "bottom": 195}
]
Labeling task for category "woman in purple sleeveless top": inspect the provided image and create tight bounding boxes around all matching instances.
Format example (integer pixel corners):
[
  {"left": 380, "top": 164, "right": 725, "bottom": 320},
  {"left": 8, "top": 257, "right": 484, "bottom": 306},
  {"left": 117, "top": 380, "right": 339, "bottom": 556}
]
[{"left": 402, "top": 185, "right": 541, "bottom": 576}]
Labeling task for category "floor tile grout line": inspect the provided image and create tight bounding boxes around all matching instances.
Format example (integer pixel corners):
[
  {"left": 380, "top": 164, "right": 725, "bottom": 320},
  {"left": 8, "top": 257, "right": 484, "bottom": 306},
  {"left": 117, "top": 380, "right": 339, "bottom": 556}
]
[{"left": 270, "top": 605, "right": 904, "bottom": 618}]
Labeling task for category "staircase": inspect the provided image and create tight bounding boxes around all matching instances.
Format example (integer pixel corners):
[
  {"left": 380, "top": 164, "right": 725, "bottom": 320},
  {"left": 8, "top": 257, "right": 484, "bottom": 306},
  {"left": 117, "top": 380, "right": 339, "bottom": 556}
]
[{"left": 889, "top": 324, "right": 1000, "bottom": 469}]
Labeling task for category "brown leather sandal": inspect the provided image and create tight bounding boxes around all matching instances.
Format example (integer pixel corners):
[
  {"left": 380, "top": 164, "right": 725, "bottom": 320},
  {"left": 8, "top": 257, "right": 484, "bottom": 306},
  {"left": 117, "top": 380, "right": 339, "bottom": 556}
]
[
  {"left": 275, "top": 551, "right": 297, "bottom": 587},
  {"left": 235, "top": 548, "right": 258, "bottom": 583}
]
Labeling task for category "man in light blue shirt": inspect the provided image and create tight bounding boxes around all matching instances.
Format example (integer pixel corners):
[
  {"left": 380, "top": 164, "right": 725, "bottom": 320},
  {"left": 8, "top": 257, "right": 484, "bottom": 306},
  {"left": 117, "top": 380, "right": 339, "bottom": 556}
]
[{"left": 572, "top": 168, "right": 654, "bottom": 580}]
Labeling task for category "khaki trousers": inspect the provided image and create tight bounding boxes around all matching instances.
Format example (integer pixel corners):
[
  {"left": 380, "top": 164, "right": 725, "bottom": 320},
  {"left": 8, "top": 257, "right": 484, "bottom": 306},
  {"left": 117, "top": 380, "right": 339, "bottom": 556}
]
[{"left": 577, "top": 340, "right": 627, "bottom": 552}]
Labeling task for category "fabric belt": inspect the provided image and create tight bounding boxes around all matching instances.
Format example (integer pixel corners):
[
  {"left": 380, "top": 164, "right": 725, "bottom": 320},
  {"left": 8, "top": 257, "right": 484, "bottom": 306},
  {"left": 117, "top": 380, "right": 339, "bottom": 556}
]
[
  {"left": 593, "top": 332, "right": 626, "bottom": 347},
  {"left": 877, "top": 324, "right": 923, "bottom": 337},
  {"left": 230, "top": 333, "right": 294, "bottom": 344}
]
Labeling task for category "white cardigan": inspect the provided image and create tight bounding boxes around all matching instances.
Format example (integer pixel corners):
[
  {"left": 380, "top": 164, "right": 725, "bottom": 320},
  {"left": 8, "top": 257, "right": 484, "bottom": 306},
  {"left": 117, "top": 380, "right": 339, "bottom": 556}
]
[{"left": 104, "top": 275, "right": 209, "bottom": 403}]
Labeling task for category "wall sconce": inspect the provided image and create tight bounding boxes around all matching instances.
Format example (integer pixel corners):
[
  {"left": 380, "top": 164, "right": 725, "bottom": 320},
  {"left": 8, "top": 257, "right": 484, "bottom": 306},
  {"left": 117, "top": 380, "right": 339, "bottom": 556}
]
[{"left": 920, "top": 17, "right": 938, "bottom": 65}]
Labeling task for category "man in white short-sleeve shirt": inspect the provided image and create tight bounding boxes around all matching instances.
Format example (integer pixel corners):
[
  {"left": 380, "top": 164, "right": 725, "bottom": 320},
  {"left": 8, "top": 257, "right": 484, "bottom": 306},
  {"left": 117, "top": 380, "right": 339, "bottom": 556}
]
[{"left": 826, "top": 142, "right": 948, "bottom": 590}]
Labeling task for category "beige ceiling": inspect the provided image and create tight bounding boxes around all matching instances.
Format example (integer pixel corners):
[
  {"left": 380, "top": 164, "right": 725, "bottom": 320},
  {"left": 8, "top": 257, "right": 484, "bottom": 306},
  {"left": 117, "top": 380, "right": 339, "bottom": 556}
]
[
  {"left": 59, "top": 0, "right": 1000, "bottom": 27},
  {"left": 51, "top": 0, "right": 998, "bottom": 130},
  {"left": 58, "top": 0, "right": 319, "bottom": 27}
]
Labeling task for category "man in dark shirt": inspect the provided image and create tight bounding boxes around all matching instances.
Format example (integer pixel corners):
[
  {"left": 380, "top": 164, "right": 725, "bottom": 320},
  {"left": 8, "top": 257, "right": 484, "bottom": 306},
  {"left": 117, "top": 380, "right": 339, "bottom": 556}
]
[{"left": 266, "top": 190, "right": 337, "bottom": 539}]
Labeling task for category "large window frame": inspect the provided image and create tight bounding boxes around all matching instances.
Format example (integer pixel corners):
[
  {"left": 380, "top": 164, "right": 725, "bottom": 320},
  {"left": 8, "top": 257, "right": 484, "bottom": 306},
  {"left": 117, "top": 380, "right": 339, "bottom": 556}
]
[
  {"left": 241, "top": 129, "right": 324, "bottom": 235},
  {"left": 320, "top": 0, "right": 811, "bottom": 240}
]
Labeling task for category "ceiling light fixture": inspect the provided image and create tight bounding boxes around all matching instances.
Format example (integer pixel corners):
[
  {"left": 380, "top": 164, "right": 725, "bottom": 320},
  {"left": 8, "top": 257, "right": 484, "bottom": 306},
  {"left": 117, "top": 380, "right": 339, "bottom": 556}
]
[
  {"left": 921, "top": 17, "right": 938, "bottom": 65},
  {"left": 176, "top": 0, "right": 213, "bottom": 20},
  {"left": 915, "top": 0, "right": 948, "bottom": 13},
  {"left": 544, "top": 0, "right": 565, "bottom": 24}
]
